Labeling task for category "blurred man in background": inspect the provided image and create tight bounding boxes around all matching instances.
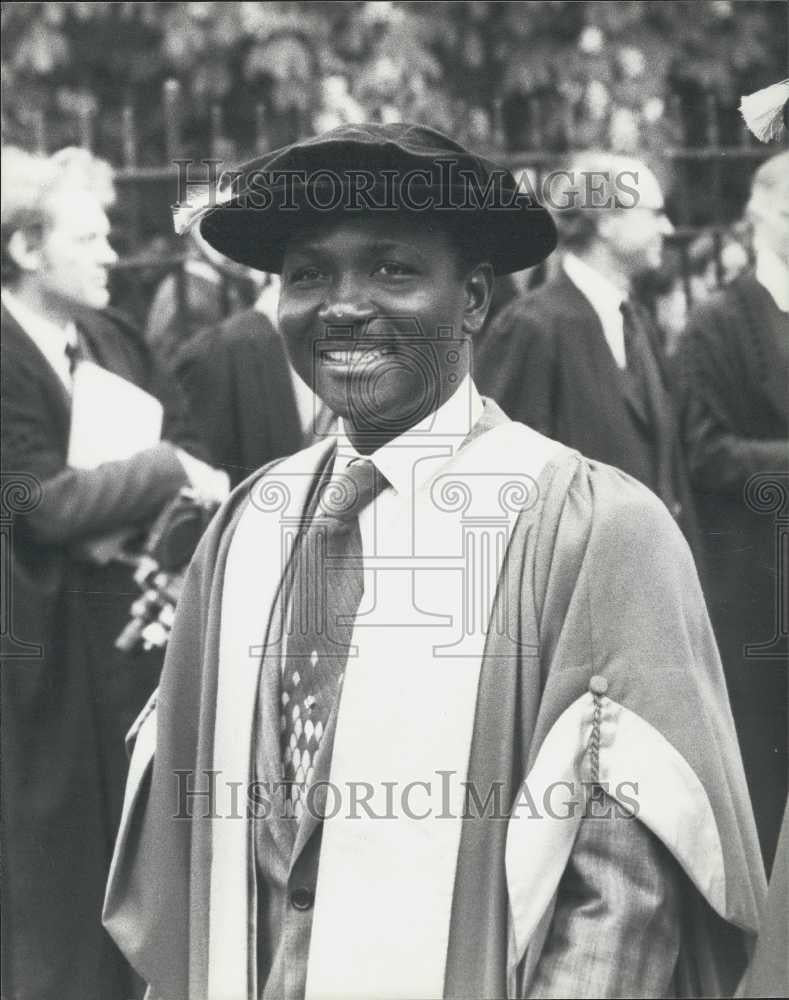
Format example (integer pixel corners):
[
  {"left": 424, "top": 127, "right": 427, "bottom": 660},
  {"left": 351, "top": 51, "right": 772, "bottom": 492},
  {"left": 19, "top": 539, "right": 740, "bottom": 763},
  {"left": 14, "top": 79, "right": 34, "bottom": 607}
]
[
  {"left": 678, "top": 150, "right": 789, "bottom": 875},
  {"left": 635, "top": 227, "right": 749, "bottom": 358},
  {"left": 145, "top": 227, "right": 264, "bottom": 373},
  {"left": 175, "top": 273, "right": 337, "bottom": 487},
  {"left": 0, "top": 145, "right": 227, "bottom": 1000},
  {"left": 474, "top": 151, "right": 700, "bottom": 555}
]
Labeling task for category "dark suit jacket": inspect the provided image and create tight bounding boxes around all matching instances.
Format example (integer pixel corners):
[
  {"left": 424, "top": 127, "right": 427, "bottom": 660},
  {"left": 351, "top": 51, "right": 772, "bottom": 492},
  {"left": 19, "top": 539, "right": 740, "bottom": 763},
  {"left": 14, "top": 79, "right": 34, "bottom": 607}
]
[
  {"left": 174, "top": 307, "right": 307, "bottom": 487},
  {"left": 145, "top": 266, "right": 259, "bottom": 373},
  {"left": 0, "top": 302, "right": 204, "bottom": 1000},
  {"left": 678, "top": 272, "right": 789, "bottom": 874},
  {"left": 474, "top": 269, "right": 700, "bottom": 553}
]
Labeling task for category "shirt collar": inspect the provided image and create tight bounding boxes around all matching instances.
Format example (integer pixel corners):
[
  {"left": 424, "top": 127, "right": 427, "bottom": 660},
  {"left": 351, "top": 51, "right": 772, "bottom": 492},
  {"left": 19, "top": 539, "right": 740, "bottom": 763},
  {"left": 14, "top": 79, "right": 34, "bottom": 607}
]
[
  {"left": 755, "top": 244, "right": 789, "bottom": 312},
  {"left": 563, "top": 252, "right": 628, "bottom": 313},
  {"left": 335, "top": 374, "right": 484, "bottom": 497},
  {"left": 1, "top": 287, "right": 78, "bottom": 347}
]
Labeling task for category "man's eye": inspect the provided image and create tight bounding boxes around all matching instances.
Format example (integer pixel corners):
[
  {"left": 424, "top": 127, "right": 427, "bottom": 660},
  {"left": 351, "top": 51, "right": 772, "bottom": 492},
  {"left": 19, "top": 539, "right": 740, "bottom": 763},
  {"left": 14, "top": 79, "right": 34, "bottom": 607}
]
[
  {"left": 374, "top": 262, "right": 414, "bottom": 278},
  {"left": 289, "top": 266, "right": 325, "bottom": 284}
]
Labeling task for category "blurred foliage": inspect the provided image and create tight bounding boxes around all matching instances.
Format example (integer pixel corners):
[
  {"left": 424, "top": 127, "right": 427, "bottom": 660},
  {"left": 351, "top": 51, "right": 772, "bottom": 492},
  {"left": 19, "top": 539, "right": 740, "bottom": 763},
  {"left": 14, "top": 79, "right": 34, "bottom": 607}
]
[
  {"left": 2, "top": 0, "right": 784, "bottom": 295},
  {"left": 3, "top": 0, "right": 786, "bottom": 162}
]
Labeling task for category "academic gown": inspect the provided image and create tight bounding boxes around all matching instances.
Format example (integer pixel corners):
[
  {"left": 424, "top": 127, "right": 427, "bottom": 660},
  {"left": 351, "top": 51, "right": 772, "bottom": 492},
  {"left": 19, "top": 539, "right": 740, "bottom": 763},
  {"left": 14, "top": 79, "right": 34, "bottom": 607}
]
[
  {"left": 104, "top": 405, "right": 764, "bottom": 1000},
  {"left": 1, "top": 303, "right": 207, "bottom": 1000},
  {"left": 173, "top": 308, "right": 306, "bottom": 487},
  {"left": 737, "top": 800, "right": 789, "bottom": 998},
  {"left": 473, "top": 270, "right": 701, "bottom": 557},
  {"left": 678, "top": 273, "right": 789, "bottom": 874}
]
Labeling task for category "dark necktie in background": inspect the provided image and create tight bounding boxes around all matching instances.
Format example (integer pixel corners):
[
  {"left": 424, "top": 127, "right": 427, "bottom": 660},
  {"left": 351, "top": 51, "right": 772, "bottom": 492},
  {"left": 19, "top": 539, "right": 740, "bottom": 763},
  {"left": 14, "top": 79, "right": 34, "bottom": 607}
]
[
  {"left": 619, "top": 298, "right": 654, "bottom": 420},
  {"left": 280, "top": 456, "right": 388, "bottom": 818},
  {"left": 620, "top": 298, "right": 682, "bottom": 519},
  {"left": 64, "top": 326, "right": 95, "bottom": 376},
  {"left": 65, "top": 339, "right": 84, "bottom": 375}
]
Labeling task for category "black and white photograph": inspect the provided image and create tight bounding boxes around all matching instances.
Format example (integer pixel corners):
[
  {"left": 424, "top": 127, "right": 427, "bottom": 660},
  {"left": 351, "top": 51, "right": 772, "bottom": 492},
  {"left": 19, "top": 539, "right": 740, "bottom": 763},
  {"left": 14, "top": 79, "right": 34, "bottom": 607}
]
[{"left": 1, "top": 2, "right": 787, "bottom": 998}]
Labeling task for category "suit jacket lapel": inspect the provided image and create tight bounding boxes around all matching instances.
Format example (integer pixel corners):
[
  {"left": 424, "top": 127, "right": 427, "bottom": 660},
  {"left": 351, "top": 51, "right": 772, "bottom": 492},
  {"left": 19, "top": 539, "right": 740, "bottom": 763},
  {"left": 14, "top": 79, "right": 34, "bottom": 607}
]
[
  {"left": 555, "top": 272, "right": 652, "bottom": 427},
  {"left": 255, "top": 626, "right": 298, "bottom": 860},
  {"left": 1, "top": 304, "right": 73, "bottom": 419}
]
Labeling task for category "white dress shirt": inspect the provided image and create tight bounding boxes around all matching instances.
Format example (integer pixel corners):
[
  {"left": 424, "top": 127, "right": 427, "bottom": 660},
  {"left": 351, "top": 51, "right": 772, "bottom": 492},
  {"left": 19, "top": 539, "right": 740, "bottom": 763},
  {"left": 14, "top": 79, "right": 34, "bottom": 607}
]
[
  {"left": 562, "top": 252, "right": 628, "bottom": 369},
  {"left": 1, "top": 288, "right": 79, "bottom": 391},
  {"left": 755, "top": 244, "right": 789, "bottom": 312},
  {"left": 333, "top": 374, "right": 484, "bottom": 557}
]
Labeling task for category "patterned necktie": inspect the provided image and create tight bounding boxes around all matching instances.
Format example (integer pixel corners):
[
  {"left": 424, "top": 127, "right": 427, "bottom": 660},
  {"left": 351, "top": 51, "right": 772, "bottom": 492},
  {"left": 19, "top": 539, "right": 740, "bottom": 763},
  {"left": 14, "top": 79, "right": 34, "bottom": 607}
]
[{"left": 280, "top": 456, "right": 388, "bottom": 817}]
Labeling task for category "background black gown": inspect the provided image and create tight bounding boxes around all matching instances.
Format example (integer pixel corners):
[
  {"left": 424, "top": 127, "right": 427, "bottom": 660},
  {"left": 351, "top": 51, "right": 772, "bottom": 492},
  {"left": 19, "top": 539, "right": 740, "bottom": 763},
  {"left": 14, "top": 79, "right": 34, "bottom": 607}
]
[
  {"left": 678, "top": 271, "right": 789, "bottom": 875},
  {"left": 473, "top": 269, "right": 701, "bottom": 557},
  {"left": 174, "top": 307, "right": 315, "bottom": 487}
]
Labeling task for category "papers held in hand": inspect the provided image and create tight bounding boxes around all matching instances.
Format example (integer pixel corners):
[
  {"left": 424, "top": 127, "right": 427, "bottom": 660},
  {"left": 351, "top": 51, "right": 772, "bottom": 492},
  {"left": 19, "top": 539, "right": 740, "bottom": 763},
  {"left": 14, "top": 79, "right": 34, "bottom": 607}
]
[
  {"left": 67, "top": 362, "right": 164, "bottom": 564},
  {"left": 67, "top": 361, "right": 163, "bottom": 469}
]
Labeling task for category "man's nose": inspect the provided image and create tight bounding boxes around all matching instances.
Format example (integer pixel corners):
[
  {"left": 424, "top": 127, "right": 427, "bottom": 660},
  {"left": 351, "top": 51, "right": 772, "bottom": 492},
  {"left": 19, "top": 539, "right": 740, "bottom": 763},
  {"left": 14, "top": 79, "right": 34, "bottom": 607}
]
[
  {"left": 318, "top": 274, "right": 375, "bottom": 326},
  {"left": 99, "top": 238, "right": 119, "bottom": 266},
  {"left": 658, "top": 213, "right": 674, "bottom": 237}
]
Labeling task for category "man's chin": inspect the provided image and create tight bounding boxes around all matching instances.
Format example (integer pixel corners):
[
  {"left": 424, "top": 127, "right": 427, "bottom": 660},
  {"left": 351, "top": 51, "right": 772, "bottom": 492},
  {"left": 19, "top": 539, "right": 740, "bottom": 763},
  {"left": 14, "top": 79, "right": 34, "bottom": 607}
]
[
  {"left": 89, "top": 287, "right": 111, "bottom": 310},
  {"left": 58, "top": 287, "right": 111, "bottom": 311}
]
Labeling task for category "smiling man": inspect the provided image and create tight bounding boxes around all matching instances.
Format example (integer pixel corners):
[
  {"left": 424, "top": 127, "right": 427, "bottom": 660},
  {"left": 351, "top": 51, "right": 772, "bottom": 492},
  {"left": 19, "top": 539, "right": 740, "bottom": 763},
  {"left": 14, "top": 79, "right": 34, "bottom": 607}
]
[{"left": 105, "top": 125, "right": 764, "bottom": 1000}]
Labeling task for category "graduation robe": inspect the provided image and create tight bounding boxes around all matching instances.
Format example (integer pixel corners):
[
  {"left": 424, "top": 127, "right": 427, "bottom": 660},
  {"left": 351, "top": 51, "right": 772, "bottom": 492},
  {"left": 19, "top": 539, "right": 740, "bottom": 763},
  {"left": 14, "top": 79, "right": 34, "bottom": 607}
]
[
  {"left": 678, "top": 273, "right": 789, "bottom": 874},
  {"left": 104, "top": 414, "right": 765, "bottom": 999}
]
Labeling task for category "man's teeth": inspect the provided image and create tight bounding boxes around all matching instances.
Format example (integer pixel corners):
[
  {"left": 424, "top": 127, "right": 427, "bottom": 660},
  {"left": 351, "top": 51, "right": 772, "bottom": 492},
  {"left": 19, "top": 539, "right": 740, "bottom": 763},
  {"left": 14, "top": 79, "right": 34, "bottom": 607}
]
[{"left": 323, "top": 347, "right": 392, "bottom": 362}]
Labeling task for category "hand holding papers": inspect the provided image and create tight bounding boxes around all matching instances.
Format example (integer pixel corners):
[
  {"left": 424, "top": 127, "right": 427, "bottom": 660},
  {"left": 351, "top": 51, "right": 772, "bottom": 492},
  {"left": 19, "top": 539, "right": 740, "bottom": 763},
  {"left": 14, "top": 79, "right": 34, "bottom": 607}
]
[{"left": 175, "top": 448, "right": 231, "bottom": 504}]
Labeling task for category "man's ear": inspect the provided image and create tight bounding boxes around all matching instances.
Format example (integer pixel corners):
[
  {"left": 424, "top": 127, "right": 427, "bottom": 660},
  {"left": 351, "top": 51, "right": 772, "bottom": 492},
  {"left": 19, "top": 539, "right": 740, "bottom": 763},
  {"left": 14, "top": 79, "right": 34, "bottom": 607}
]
[
  {"left": 7, "top": 229, "right": 43, "bottom": 274},
  {"left": 462, "top": 262, "right": 495, "bottom": 335}
]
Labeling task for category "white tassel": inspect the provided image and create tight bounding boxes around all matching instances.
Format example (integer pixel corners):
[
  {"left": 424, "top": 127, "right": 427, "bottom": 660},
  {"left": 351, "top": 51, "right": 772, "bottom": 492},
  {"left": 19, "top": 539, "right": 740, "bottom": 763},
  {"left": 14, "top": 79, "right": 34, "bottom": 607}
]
[
  {"left": 171, "top": 172, "right": 237, "bottom": 236},
  {"left": 739, "top": 79, "right": 789, "bottom": 143}
]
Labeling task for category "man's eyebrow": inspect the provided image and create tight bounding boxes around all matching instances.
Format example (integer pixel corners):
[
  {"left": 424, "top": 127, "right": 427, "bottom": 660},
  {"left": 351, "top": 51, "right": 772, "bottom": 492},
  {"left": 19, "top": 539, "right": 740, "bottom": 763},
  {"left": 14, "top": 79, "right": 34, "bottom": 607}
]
[
  {"left": 367, "top": 240, "right": 427, "bottom": 255},
  {"left": 287, "top": 239, "right": 431, "bottom": 260}
]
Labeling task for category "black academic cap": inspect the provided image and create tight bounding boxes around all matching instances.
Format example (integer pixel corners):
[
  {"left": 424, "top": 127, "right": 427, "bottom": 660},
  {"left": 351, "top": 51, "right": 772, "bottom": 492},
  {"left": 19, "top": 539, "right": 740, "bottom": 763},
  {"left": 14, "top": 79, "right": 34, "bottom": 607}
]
[{"left": 178, "top": 122, "right": 557, "bottom": 275}]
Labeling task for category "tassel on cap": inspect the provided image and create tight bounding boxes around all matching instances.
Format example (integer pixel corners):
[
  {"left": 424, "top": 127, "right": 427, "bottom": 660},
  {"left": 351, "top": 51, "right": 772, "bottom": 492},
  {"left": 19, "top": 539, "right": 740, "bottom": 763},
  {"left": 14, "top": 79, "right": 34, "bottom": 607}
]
[
  {"left": 739, "top": 79, "right": 789, "bottom": 143},
  {"left": 172, "top": 170, "right": 237, "bottom": 236}
]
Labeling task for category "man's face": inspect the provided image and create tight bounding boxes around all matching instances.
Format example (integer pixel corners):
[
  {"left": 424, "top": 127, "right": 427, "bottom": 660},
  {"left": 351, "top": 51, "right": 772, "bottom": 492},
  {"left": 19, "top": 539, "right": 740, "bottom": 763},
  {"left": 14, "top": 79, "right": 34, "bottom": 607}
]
[
  {"left": 604, "top": 166, "right": 673, "bottom": 275},
  {"left": 279, "top": 214, "right": 487, "bottom": 439},
  {"left": 36, "top": 189, "right": 117, "bottom": 310},
  {"left": 751, "top": 186, "right": 789, "bottom": 264}
]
